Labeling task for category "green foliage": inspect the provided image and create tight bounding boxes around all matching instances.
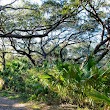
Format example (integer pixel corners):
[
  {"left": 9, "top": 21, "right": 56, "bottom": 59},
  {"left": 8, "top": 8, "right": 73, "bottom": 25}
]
[
  {"left": 0, "top": 57, "right": 110, "bottom": 109},
  {"left": 88, "top": 89, "right": 110, "bottom": 105},
  {"left": 71, "top": 0, "right": 80, "bottom": 6},
  {"left": 0, "top": 78, "right": 4, "bottom": 90}
]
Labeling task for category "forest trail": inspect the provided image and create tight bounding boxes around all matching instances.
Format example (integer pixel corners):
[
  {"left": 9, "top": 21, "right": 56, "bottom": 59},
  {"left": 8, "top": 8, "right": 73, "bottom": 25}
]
[
  {"left": 0, "top": 97, "right": 31, "bottom": 110},
  {"left": 0, "top": 96, "right": 79, "bottom": 110}
]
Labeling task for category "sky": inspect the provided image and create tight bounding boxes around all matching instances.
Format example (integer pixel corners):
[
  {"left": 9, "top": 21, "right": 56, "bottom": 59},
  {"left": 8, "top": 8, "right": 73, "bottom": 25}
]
[
  {"left": 0, "top": 0, "right": 42, "bottom": 6},
  {"left": 1, "top": 0, "right": 110, "bottom": 6}
]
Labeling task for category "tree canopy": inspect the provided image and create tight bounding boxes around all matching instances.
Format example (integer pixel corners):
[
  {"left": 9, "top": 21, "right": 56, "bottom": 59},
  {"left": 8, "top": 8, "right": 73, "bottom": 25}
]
[{"left": 0, "top": 0, "right": 110, "bottom": 65}]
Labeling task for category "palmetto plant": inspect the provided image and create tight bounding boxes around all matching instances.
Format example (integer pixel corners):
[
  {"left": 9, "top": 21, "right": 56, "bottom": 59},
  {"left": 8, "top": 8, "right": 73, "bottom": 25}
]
[{"left": 1, "top": 56, "right": 110, "bottom": 108}]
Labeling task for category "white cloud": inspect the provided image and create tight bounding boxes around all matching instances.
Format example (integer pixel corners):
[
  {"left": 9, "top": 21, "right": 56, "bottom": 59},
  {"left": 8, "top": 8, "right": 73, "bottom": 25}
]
[
  {"left": 25, "top": 0, "right": 42, "bottom": 5},
  {"left": 0, "top": 0, "right": 42, "bottom": 6},
  {"left": 0, "top": 0, "right": 13, "bottom": 5}
]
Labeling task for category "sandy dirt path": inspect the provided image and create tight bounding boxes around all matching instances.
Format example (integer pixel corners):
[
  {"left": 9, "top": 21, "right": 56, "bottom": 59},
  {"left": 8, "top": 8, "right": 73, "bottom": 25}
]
[
  {"left": 0, "top": 96, "right": 78, "bottom": 110},
  {"left": 0, "top": 97, "right": 31, "bottom": 110}
]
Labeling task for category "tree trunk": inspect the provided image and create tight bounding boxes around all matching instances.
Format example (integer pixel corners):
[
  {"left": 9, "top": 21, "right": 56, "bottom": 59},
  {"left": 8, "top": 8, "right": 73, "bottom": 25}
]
[
  {"left": 2, "top": 52, "right": 6, "bottom": 71},
  {"left": 26, "top": 54, "right": 36, "bottom": 66}
]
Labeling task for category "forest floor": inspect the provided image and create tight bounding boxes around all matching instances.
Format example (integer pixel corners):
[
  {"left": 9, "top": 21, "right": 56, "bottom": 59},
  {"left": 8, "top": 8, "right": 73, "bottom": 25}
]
[
  {"left": 0, "top": 91, "right": 88, "bottom": 110},
  {"left": 0, "top": 96, "right": 28, "bottom": 110},
  {"left": 0, "top": 97, "right": 80, "bottom": 110}
]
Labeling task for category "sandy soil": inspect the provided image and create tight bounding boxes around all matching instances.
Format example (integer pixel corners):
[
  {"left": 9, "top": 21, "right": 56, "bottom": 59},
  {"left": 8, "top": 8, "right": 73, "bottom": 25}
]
[
  {"left": 0, "top": 97, "right": 78, "bottom": 110},
  {"left": 0, "top": 97, "right": 30, "bottom": 110}
]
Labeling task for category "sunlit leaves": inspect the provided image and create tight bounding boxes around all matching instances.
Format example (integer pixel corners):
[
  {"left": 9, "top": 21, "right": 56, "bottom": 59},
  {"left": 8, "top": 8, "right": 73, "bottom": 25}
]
[
  {"left": 88, "top": 89, "right": 110, "bottom": 105},
  {"left": 71, "top": 0, "right": 80, "bottom": 6}
]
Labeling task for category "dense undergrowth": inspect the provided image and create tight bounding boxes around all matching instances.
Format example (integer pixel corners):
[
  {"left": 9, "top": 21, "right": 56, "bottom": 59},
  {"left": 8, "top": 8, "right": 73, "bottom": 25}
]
[{"left": 0, "top": 57, "right": 110, "bottom": 109}]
